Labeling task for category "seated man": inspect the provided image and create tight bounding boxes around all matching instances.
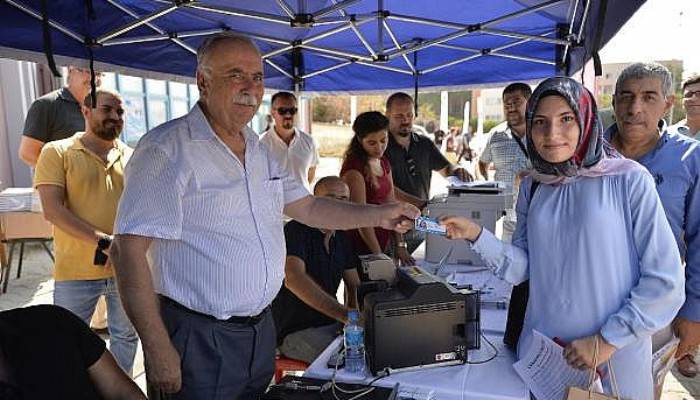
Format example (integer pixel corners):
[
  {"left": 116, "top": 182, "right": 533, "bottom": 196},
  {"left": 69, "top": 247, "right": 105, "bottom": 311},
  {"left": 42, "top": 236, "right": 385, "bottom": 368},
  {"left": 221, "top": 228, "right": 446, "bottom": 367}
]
[
  {"left": 272, "top": 176, "right": 361, "bottom": 363},
  {"left": 0, "top": 304, "right": 145, "bottom": 400}
]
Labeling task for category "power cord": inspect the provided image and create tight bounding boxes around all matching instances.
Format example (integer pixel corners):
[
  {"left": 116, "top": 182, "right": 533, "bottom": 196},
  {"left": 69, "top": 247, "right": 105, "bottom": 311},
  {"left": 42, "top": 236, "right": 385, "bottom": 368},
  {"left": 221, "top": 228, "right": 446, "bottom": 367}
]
[
  {"left": 466, "top": 333, "right": 499, "bottom": 365},
  {"left": 328, "top": 348, "right": 391, "bottom": 400}
]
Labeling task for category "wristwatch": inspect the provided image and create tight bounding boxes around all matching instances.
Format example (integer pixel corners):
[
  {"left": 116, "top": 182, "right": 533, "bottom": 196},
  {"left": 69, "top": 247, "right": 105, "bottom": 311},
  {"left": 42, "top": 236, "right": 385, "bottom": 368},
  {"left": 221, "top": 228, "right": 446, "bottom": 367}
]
[{"left": 396, "top": 241, "right": 408, "bottom": 248}]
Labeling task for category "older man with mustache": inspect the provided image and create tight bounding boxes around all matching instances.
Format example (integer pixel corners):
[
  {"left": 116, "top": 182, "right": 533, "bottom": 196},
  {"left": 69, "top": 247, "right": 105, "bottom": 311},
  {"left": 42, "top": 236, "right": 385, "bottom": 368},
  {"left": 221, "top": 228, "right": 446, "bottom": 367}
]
[
  {"left": 110, "top": 33, "right": 419, "bottom": 400},
  {"left": 605, "top": 62, "right": 700, "bottom": 391}
]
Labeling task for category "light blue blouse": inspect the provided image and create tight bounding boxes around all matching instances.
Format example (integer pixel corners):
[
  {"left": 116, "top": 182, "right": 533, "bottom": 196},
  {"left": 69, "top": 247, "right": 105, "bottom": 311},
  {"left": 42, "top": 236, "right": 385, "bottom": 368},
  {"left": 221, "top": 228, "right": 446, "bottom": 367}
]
[{"left": 471, "top": 167, "right": 685, "bottom": 400}]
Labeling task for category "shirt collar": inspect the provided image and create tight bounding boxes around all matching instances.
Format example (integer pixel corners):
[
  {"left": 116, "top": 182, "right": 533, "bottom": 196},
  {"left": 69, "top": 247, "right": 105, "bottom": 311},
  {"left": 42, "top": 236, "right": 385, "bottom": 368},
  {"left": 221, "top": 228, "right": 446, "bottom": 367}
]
[
  {"left": 388, "top": 131, "right": 418, "bottom": 151},
  {"left": 605, "top": 120, "right": 669, "bottom": 156},
  {"left": 186, "top": 102, "right": 257, "bottom": 143},
  {"left": 266, "top": 126, "right": 298, "bottom": 146},
  {"left": 58, "top": 87, "right": 79, "bottom": 104},
  {"left": 68, "top": 132, "right": 128, "bottom": 168}
]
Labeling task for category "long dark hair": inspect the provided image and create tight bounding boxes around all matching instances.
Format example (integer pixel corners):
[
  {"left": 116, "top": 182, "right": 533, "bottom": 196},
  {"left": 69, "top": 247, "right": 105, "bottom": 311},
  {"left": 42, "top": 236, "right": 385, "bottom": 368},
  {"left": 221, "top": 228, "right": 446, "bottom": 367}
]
[{"left": 343, "top": 111, "right": 389, "bottom": 167}]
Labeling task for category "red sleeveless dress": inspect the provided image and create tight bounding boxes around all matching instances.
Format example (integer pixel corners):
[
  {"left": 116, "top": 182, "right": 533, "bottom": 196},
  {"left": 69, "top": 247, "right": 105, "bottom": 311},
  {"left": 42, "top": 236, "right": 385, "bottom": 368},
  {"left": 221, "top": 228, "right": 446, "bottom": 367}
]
[{"left": 340, "top": 156, "right": 393, "bottom": 255}]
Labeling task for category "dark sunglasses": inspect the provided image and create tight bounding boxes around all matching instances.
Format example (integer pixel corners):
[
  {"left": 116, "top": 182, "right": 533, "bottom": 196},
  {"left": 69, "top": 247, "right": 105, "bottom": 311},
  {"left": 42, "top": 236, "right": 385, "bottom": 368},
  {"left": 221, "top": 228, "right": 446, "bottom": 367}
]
[{"left": 276, "top": 107, "right": 298, "bottom": 116}]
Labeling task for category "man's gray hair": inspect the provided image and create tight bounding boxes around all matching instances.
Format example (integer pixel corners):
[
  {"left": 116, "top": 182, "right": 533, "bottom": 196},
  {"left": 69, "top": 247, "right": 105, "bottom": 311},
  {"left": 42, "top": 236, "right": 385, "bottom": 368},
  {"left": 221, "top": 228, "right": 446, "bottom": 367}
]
[
  {"left": 196, "top": 32, "right": 259, "bottom": 75},
  {"left": 615, "top": 62, "right": 674, "bottom": 97}
]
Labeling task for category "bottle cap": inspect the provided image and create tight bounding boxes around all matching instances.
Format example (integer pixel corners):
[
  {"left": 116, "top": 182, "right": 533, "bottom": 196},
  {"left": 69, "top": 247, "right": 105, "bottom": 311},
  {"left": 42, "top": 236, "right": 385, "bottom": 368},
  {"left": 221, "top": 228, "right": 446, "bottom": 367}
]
[{"left": 348, "top": 310, "right": 360, "bottom": 322}]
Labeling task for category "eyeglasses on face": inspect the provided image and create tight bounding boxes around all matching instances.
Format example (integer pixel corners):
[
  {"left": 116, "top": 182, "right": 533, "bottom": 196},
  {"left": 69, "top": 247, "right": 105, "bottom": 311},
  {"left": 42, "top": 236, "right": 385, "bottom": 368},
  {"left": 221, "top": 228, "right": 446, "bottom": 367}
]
[
  {"left": 683, "top": 90, "right": 700, "bottom": 100},
  {"left": 275, "top": 107, "right": 298, "bottom": 116}
]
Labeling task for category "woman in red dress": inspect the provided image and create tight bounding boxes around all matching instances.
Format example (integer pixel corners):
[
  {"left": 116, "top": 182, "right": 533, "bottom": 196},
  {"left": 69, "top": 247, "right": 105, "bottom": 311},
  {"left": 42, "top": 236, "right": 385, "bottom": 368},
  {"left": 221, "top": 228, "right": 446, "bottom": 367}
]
[{"left": 340, "top": 111, "right": 413, "bottom": 265}]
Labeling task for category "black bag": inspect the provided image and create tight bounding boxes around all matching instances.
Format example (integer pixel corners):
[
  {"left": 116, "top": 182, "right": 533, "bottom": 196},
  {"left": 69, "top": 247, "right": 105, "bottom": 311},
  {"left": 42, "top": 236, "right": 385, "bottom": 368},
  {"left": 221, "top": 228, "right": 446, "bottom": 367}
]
[{"left": 503, "top": 180, "right": 539, "bottom": 351}]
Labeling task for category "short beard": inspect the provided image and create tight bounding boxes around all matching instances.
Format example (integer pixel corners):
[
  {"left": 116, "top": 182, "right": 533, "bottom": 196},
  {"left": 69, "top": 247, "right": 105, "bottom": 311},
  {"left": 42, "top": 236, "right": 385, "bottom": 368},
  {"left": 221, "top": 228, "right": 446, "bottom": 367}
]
[
  {"left": 396, "top": 129, "right": 411, "bottom": 138},
  {"left": 93, "top": 126, "right": 121, "bottom": 141}
]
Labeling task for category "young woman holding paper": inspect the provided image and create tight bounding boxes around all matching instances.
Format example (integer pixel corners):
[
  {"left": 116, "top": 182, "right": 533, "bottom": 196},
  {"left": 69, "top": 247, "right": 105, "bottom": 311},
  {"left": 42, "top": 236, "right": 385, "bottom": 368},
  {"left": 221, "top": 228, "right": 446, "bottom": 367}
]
[{"left": 439, "top": 77, "right": 684, "bottom": 400}]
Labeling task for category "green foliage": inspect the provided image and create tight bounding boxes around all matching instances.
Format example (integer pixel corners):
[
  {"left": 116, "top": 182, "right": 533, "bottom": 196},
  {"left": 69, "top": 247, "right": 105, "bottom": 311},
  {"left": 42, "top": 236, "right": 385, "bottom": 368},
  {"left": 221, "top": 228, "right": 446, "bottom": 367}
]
[{"left": 483, "top": 120, "right": 499, "bottom": 133}]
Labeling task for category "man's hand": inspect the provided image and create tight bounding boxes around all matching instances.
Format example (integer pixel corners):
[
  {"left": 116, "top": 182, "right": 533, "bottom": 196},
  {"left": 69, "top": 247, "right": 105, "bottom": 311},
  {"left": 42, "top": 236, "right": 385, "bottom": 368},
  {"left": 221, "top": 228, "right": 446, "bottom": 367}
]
[
  {"left": 395, "top": 246, "right": 416, "bottom": 266},
  {"left": 439, "top": 215, "right": 482, "bottom": 242},
  {"left": 452, "top": 167, "right": 474, "bottom": 182},
  {"left": 673, "top": 317, "right": 700, "bottom": 358},
  {"left": 144, "top": 340, "right": 182, "bottom": 394},
  {"left": 377, "top": 202, "right": 420, "bottom": 233},
  {"left": 564, "top": 335, "right": 616, "bottom": 370}
]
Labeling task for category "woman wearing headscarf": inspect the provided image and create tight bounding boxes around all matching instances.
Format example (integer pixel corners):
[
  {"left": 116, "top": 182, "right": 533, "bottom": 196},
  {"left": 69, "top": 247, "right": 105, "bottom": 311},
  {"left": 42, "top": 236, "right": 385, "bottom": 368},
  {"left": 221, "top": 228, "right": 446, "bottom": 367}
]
[{"left": 440, "top": 77, "right": 684, "bottom": 399}]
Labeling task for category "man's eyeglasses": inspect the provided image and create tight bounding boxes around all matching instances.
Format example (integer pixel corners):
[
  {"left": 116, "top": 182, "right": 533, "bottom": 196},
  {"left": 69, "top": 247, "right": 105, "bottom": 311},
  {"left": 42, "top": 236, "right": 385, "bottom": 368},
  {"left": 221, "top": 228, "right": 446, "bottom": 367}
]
[
  {"left": 683, "top": 90, "right": 700, "bottom": 100},
  {"left": 275, "top": 107, "right": 298, "bottom": 116}
]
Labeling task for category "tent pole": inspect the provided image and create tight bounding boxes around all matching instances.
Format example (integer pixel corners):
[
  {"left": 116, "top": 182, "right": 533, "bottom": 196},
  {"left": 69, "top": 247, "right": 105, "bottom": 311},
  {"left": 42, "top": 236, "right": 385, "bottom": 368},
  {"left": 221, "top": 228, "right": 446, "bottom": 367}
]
[
  {"left": 377, "top": 0, "right": 384, "bottom": 53},
  {"left": 96, "top": 4, "right": 178, "bottom": 44},
  {"left": 313, "top": 0, "right": 363, "bottom": 19},
  {"left": 413, "top": 50, "right": 419, "bottom": 118}
]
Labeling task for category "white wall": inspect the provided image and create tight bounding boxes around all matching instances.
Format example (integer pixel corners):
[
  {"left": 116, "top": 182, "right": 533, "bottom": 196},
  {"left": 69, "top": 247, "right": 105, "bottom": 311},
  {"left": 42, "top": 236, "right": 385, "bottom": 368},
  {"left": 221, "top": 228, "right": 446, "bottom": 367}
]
[{"left": 0, "top": 59, "right": 38, "bottom": 188}]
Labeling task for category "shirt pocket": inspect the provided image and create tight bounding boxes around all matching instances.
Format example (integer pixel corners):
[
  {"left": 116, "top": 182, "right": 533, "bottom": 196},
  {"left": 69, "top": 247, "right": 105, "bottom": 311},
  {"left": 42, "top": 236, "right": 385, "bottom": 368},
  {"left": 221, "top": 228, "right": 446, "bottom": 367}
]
[{"left": 184, "top": 178, "right": 249, "bottom": 224}]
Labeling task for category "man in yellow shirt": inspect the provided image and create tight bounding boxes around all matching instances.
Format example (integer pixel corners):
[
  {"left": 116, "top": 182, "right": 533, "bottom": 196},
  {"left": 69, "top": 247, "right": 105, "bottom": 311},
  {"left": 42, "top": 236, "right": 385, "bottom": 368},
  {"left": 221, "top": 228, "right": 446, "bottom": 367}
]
[{"left": 34, "top": 88, "right": 137, "bottom": 375}]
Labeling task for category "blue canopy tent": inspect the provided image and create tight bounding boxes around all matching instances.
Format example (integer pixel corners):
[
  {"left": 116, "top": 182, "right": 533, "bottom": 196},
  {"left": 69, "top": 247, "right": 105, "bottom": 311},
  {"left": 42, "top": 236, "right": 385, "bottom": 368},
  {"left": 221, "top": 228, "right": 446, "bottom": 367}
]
[{"left": 0, "top": 0, "right": 644, "bottom": 93}]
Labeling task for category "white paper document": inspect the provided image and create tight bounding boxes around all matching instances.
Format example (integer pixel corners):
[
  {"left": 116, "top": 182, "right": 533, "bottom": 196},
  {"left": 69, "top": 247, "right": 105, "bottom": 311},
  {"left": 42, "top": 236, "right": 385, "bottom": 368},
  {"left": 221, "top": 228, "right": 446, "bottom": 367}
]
[
  {"left": 513, "top": 330, "right": 595, "bottom": 400},
  {"left": 652, "top": 336, "right": 679, "bottom": 386},
  {"left": 445, "top": 176, "right": 505, "bottom": 189}
]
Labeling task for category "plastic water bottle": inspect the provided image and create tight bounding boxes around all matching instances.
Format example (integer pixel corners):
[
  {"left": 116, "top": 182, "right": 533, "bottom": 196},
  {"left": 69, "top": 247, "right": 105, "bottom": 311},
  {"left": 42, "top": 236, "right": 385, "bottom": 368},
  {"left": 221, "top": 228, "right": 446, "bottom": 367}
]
[{"left": 344, "top": 310, "right": 366, "bottom": 374}]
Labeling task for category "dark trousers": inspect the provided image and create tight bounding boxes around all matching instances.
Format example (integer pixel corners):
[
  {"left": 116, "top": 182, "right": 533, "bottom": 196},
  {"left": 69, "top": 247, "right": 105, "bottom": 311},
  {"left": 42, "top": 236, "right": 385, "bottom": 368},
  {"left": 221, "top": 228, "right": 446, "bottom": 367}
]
[{"left": 148, "top": 298, "right": 276, "bottom": 400}]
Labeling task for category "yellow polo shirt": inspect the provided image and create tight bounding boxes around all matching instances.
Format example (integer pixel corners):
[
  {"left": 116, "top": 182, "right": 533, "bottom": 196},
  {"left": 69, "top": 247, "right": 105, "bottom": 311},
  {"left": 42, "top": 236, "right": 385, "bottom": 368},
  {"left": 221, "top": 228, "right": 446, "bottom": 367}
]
[{"left": 34, "top": 133, "right": 132, "bottom": 281}]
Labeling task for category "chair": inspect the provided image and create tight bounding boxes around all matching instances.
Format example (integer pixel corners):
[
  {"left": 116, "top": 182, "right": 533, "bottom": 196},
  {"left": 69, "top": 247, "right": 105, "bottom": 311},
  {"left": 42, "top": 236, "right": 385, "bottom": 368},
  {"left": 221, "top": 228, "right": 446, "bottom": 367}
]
[{"left": 274, "top": 354, "right": 310, "bottom": 383}]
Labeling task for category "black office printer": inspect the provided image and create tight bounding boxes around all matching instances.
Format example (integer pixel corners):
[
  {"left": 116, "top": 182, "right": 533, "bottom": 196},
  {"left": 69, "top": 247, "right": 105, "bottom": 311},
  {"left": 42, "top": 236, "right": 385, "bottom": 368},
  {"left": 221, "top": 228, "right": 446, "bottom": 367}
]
[{"left": 360, "top": 266, "right": 480, "bottom": 375}]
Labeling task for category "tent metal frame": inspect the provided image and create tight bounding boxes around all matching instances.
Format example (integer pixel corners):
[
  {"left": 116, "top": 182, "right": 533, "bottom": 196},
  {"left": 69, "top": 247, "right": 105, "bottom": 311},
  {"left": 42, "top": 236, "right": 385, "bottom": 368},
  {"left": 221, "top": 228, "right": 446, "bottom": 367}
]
[{"left": 5, "top": 0, "right": 589, "bottom": 91}]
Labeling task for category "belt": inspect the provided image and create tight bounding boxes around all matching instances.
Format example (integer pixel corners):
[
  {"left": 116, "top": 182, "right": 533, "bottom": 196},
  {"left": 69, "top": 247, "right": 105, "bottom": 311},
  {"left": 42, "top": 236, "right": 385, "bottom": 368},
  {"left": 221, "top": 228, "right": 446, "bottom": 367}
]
[{"left": 159, "top": 295, "right": 269, "bottom": 326}]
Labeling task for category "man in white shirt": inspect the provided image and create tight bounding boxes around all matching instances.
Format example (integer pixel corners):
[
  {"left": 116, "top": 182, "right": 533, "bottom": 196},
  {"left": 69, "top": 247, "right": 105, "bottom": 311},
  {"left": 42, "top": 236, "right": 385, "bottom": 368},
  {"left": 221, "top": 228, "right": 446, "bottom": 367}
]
[
  {"left": 261, "top": 92, "right": 319, "bottom": 189},
  {"left": 110, "top": 33, "right": 418, "bottom": 400}
]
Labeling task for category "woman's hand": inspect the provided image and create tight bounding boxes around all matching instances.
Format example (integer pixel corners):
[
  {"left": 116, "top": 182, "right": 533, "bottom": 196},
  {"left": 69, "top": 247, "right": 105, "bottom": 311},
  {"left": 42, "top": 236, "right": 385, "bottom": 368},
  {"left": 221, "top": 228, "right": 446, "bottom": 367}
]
[
  {"left": 563, "top": 334, "right": 617, "bottom": 370},
  {"left": 395, "top": 246, "right": 416, "bottom": 266},
  {"left": 439, "top": 215, "right": 483, "bottom": 242}
]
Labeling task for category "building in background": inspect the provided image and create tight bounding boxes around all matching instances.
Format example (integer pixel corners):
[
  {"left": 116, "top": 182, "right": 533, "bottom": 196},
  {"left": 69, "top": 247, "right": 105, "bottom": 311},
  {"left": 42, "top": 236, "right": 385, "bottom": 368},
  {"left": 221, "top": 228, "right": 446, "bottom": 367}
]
[{"left": 0, "top": 60, "right": 275, "bottom": 188}]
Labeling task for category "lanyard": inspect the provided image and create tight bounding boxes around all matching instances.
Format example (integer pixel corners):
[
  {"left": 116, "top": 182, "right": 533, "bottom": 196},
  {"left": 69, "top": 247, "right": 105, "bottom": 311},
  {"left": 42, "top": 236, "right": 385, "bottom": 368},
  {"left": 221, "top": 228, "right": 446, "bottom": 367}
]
[{"left": 511, "top": 130, "right": 528, "bottom": 157}]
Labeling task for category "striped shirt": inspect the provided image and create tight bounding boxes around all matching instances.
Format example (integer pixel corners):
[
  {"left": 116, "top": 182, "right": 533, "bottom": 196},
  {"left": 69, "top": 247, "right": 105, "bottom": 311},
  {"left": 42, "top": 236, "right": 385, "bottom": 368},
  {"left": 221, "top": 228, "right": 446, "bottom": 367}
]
[
  {"left": 480, "top": 127, "right": 531, "bottom": 223},
  {"left": 115, "top": 104, "right": 310, "bottom": 319}
]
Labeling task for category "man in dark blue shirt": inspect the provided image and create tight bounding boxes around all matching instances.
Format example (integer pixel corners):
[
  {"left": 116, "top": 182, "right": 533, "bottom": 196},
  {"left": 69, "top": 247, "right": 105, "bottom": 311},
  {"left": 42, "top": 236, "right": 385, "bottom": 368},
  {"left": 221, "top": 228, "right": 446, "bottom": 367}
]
[{"left": 272, "top": 176, "right": 361, "bottom": 362}]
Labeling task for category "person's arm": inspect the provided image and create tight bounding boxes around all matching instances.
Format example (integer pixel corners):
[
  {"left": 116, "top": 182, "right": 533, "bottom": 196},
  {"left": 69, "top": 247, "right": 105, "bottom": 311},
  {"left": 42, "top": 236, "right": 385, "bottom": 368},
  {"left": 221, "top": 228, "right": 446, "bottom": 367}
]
[
  {"left": 110, "top": 234, "right": 182, "bottom": 393},
  {"left": 342, "top": 170, "right": 382, "bottom": 253},
  {"left": 429, "top": 137, "right": 473, "bottom": 181},
  {"left": 34, "top": 145, "right": 110, "bottom": 243},
  {"left": 386, "top": 170, "right": 414, "bottom": 266},
  {"left": 307, "top": 166, "right": 316, "bottom": 185},
  {"left": 439, "top": 178, "right": 532, "bottom": 285},
  {"left": 438, "top": 163, "right": 473, "bottom": 181},
  {"left": 598, "top": 171, "right": 685, "bottom": 353},
  {"left": 20, "top": 98, "right": 52, "bottom": 167},
  {"left": 478, "top": 161, "right": 490, "bottom": 180},
  {"left": 18, "top": 136, "right": 45, "bottom": 167},
  {"left": 36, "top": 185, "right": 111, "bottom": 243},
  {"left": 343, "top": 269, "right": 361, "bottom": 309},
  {"left": 284, "top": 194, "right": 417, "bottom": 233},
  {"left": 308, "top": 136, "right": 320, "bottom": 185},
  {"left": 674, "top": 158, "right": 700, "bottom": 357},
  {"left": 478, "top": 134, "right": 494, "bottom": 180},
  {"left": 394, "top": 186, "right": 426, "bottom": 209},
  {"left": 284, "top": 255, "right": 349, "bottom": 324},
  {"left": 88, "top": 350, "right": 147, "bottom": 400}
]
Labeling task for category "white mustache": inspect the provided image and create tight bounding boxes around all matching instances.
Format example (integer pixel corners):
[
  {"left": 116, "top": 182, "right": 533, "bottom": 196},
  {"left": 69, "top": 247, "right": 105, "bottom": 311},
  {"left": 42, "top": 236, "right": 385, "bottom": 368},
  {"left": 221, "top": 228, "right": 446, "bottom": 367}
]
[{"left": 232, "top": 93, "right": 258, "bottom": 107}]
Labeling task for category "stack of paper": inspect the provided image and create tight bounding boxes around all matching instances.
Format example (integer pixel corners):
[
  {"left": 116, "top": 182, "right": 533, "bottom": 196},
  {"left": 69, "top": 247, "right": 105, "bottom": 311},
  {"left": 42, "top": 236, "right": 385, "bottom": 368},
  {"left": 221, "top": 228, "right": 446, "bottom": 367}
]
[{"left": 0, "top": 188, "right": 42, "bottom": 212}]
